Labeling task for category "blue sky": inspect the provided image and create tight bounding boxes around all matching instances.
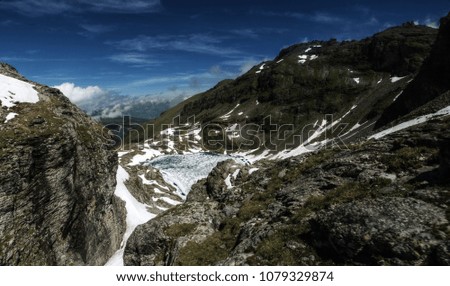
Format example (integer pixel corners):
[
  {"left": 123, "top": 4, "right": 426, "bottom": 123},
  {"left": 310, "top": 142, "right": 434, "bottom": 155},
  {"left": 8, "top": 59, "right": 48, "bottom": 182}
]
[{"left": 0, "top": 0, "right": 448, "bottom": 103}]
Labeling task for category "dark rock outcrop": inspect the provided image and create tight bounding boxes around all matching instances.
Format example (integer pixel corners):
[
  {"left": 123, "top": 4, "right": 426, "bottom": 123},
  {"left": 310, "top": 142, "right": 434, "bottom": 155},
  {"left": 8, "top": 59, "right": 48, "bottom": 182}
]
[
  {"left": 0, "top": 65, "right": 125, "bottom": 265},
  {"left": 376, "top": 13, "right": 450, "bottom": 127}
]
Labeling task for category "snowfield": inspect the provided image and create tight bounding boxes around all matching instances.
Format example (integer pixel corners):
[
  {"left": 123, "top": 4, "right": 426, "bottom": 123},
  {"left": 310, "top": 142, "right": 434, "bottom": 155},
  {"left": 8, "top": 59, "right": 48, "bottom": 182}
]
[
  {"left": 0, "top": 74, "right": 39, "bottom": 109},
  {"left": 105, "top": 166, "right": 156, "bottom": 266}
]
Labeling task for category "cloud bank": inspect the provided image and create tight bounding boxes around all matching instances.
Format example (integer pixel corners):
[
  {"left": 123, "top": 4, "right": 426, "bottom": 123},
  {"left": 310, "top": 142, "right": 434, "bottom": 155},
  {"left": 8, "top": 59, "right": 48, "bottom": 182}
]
[
  {"left": 54, "top": 82, "right": 108, "bottom": 104},
  {"left": 53, "top": 82, "right": 181, "bottom": 119}
]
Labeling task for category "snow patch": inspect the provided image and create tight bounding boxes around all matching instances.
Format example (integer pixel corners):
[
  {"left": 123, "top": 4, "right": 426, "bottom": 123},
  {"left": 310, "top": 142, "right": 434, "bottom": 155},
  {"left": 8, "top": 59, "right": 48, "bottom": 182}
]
[
  {"left": 273, "top": 105, "right": 357, "bottom": 160},
  {"left": 138, "top": 174, "right": 170, "bottom": 191},
  {"left": 118, "top": 151, "right": 130, "bottom": 158},
  {"left": 4, "top": 112, "right": 18, "bottom": 123},
  {"left": 160, "top": 128, "right": 175, "bottom": 136},
  {"left": 255, "top": 63, "right": 266, "bottom": 74},
  {"left": 390, "top": 76, "right": 406, "bottom": 83},
  {"left": 105, "top": 166, "right": 155, "bottom": 266},
  {"left": 340, "top": 121, "right": 368, "bottom": 138},
  {"left": 232, "top": 169, "right": 240, "bottom": 179},
  {"left": 298, "top": 53, "right": 318, "bottom": 64},
  {"left": 248, "top": 168, "right": 259, "bottom": 175},
  {"left": 341, "top": 105, "right": 357, "bottom": 119},
  {"left": 302, "top": 119, "right": 327, "bottom": 146},
  {"left": 275, "top": 145, "right": 312, "bottom": 160},
  {"left": 220, "top": 104, "right": 240, "bottom": 120},
  {"left": 128, "top": 148, "right": 162, "bottom": 166},
  {"left": 369, "top": 105, "right": 450, "bottom": 140},
  {"left": 0, "top": 74, "right": 39, "bottom": 109},
  {"left": 353, "top": 78, "right": 360, "bottom": 84},
  {"left": 393, "top": 91, "right": 403, "bottom": 102},
  {"left": 161, "top": 196, "right": 181, "bottom": 206},
  {"left": 347, "top": 121, "right": 364, "bottom": 133},
  {"left": 276, "top": 59, "right": 284, "bottom": 64},
  {"left": 224, "top": 174, "right": 233, "bottom": 189}
]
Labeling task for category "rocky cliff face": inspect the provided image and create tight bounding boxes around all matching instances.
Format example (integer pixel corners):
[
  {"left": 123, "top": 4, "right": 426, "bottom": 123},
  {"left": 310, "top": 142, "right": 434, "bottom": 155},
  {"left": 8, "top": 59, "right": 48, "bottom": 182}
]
[
  {"left": 376, "top": 13, "right": 450, "bottom": 127},
  {"left": 0, "top": 64, "right": 125, "bottom": 265}
]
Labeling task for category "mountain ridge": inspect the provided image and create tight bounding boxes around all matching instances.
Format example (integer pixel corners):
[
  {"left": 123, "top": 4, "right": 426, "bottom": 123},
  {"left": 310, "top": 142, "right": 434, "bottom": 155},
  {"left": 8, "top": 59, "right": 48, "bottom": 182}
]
[{"left": 126, "top": 22, "right": 438, "bottom": 160}]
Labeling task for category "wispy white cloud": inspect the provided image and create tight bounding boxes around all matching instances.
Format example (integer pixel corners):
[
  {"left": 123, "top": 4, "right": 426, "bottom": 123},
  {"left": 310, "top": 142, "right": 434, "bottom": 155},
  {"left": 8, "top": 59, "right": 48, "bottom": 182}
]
[
  {"left": 108, "top": 53, "right": 162, "bottom": 67},
  {"left": 0, "top": 19, "right": 17, "bottom": 26},
  {"left": 230, "top": 29, "right": 259, "bottom": 39},
  {"left": 0, "top": 55, "right": 71, "bottom": 62},
  {"left": 53, "top": 82, "right": 176, "bottom": 118},
  {"left": 411, "top": 18, "right": 440, "bottom": 29},
  {"left": 129, "top": 73, "right": 208, "bottom": 87},
  {"left": 366, "top": 16, "right": 379, "bottom": 26},
  {"left": 78, "top": 0, "right": 160, "bottom": 13},
  {"left": 221, "top": 58, "right": 263, "bottom": 75},
  {"left": 0, "top": 56, "right": 35, "bottom": 62},
  {"left": 110, "top": 34, "right": 242, "bottom": 57},
  {"left": 238, "top": 60, "right": 259, "bottom": 75},
  {"left": 127, "top": 67, "right": 237, "bottom": 93},
  {"left": 311, "top": 12, "right": 345, "bottom": 24},
  {"left": 424, "top": 18, "right": 439, "bottom": 29},
  {"left": 0, "top": 0, "right": 71, "bottom": 16},
  {"left": 251, "top": 10, "right": 346, "bottom": 24},
  {"left": 0, "top": 0, "right": 161, "bottom": 16},
  {"left": 80, "top": 23, "right": 115, "bottom": 34}
]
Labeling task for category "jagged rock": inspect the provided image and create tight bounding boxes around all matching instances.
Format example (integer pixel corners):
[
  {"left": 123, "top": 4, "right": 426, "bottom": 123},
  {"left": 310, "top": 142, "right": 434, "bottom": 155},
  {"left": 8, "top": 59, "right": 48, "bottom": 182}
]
[{"left": 0, "top": 65, "right": 126, "bottom": 265}]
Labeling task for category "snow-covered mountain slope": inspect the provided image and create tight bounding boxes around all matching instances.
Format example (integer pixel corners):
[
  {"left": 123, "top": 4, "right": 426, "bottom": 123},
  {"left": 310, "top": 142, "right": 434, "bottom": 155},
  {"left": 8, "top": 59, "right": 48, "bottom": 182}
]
[{"left": 126, "top": 23, "right": 437, "bottom": 159}]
